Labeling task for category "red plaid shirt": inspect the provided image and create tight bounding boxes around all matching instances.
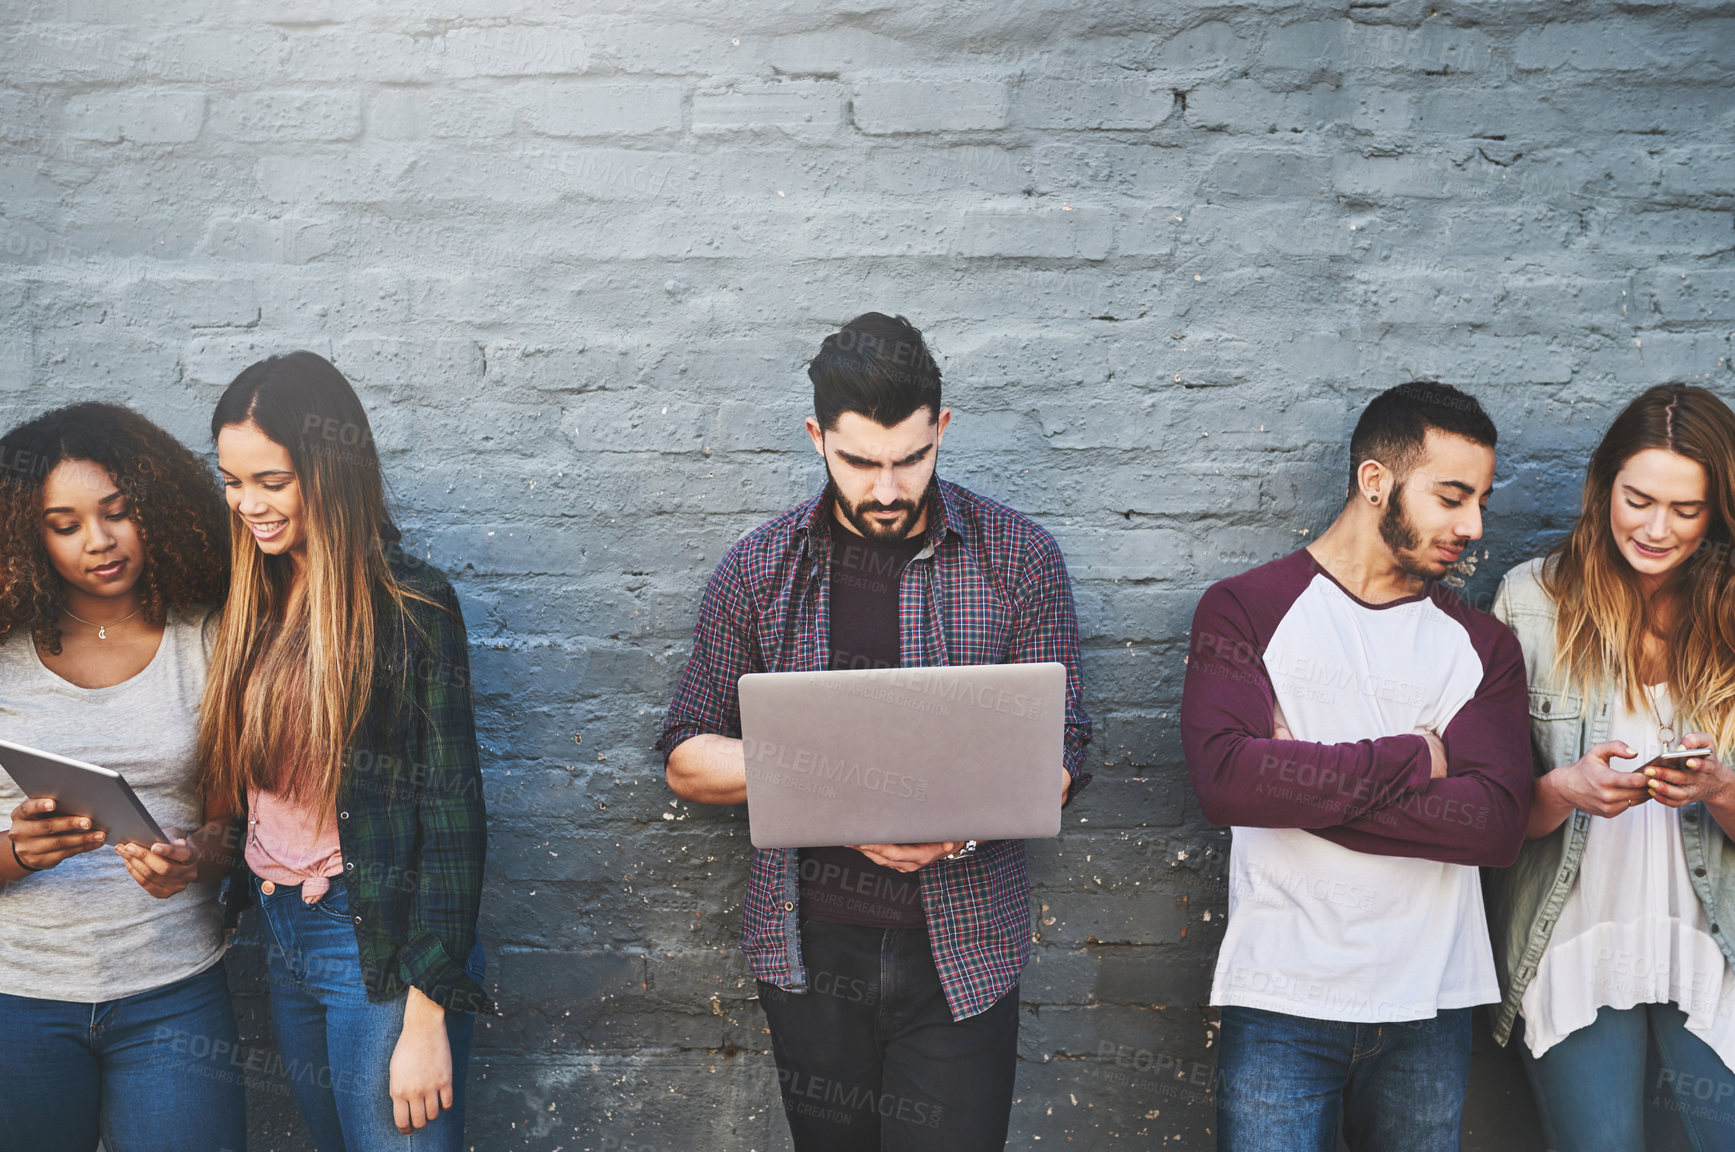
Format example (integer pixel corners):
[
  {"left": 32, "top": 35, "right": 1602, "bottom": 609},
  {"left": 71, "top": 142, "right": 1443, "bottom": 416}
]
[{"left": 657, "top": 478, "right": 1091, "bottom": 1020}]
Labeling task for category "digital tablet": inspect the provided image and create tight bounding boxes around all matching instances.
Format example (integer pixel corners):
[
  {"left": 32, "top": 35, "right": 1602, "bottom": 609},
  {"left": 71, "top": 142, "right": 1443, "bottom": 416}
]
[{"left": 0, "top": 737, "right": 169, "bottom": 848}]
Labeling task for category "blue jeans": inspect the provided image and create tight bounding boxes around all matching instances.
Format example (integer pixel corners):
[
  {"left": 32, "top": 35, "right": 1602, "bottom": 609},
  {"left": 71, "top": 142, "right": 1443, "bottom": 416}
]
[
  {"left": 1520, "top": 1003, "right": 1735, "bottom": 1152},
  {"left": 256, "top": 876, "right": 482, "bottom": 1152},
  {"left": 0, "top": 960, "right": 246, "bottom": 1152},
  {"left": 1215, "top": 1004, "right": 1472, "bottom": 1152}
]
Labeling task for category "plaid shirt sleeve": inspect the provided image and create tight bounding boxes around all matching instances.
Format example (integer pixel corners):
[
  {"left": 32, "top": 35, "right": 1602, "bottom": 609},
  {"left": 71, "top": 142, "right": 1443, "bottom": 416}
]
[
  {"left": 396, "top": 583, "right": 491, "bottom": 1014},
  {"left": 1010, "top": 527, "right": 1093, "bottom": 801},
  {"left": 657, "top": 544, "right": 761, "bottom": 755}
]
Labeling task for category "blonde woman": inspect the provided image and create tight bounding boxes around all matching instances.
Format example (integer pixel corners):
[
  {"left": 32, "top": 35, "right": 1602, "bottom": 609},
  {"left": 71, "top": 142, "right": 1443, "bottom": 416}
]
[
  {"left": 1490, "top": 385, "right": 1735, "bottom": 1150},
  {"left": 202, "top": 351, "right": 488, "bottom": 1150}
]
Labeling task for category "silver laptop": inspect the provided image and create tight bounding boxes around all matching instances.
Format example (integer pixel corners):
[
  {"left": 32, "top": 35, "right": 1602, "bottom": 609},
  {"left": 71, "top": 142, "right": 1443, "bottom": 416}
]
[{"left": 739, "top": 663, "right": 1067, "bottom": 849}]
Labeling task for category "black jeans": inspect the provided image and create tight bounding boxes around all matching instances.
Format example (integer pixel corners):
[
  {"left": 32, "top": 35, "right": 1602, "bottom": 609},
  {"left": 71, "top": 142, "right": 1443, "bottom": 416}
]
[{"left": 757, "top": 920, "right": 1020, "bottom": 1152}]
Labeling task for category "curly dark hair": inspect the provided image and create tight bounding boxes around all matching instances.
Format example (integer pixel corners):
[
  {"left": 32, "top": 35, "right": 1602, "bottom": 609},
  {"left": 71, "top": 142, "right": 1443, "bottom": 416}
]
[{"left": 0, "top": 402, "right": 229, "bottom": 655}]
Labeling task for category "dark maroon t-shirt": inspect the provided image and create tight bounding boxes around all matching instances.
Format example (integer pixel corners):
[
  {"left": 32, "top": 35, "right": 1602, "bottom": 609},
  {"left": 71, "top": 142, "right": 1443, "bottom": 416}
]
[{"left": 798, "top": 528, "right": 928, "bottom": 928}]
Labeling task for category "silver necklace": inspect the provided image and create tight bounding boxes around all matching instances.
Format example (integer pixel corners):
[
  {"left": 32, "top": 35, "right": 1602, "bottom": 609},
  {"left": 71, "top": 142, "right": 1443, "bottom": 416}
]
[{"left": 63, "top": 606, "right": 142, "bottom": 640}]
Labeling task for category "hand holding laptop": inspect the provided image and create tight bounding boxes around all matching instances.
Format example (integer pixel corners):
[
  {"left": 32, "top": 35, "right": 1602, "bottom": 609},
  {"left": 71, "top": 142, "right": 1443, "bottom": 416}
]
[
  {"left": 845, "top": 766, "right": 1071, "bottom": 871},
  {"left": 847, "top": 842, "right": 967, "bottom": 872}
]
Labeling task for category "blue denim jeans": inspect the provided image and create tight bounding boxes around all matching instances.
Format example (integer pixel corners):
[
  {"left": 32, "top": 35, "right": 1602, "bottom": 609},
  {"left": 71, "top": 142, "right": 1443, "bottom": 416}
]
[
  {"left": 255, "top": 876, "right": 482, "bottom": 1152},
  {"left": 1215, "top": 1004, "right": 1472, "bottom": 1152},
  {"left": 0, "top": 960, "right": 246, "bottom": 1152},
  {"left": 1520, "top": 1003, "right": 1735, "bottom": 1152}
]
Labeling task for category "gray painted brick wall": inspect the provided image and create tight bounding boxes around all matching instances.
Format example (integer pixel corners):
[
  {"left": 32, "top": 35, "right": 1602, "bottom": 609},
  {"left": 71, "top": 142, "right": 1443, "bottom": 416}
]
[{"left": 2, "top": 1, "right": 1732, "bottom": 1148}]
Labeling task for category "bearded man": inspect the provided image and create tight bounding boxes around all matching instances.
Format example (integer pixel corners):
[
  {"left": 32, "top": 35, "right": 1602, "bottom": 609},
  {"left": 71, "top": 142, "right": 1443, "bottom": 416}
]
[
  {"left": 1182, "top": 381, "right": 1531, "bottom": 1152},
  {"left": 659, "top": 312, "right": 1092, "bottom": 1152}
]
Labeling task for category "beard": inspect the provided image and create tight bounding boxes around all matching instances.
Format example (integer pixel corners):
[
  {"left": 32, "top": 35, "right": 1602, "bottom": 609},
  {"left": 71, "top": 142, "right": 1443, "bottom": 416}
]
[
  {"left": 1379, "top": 484, "right": 1464, "bottom": 582},
  {"left": 829, "top": 474, "right": 929, "bottom": 542}
]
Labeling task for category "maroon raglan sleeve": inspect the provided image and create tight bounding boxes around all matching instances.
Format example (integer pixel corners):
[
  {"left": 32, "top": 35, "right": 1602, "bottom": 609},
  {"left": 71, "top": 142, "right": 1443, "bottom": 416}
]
[
  {"left": 1181, "top": 561, "right": 1436, "bottom": 830},
  {"left": 1310, "top": 596, "right": 1532, "bottom": 867}
]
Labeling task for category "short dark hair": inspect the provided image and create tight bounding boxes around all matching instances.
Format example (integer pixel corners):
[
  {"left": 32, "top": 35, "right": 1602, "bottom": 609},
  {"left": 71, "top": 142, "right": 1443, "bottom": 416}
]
[
  {"left": 1347, "top": 381, "right": 1497, "bottom": 496},
  {"left": 808, "top": 313, "right": 942, "bottom": 431}
]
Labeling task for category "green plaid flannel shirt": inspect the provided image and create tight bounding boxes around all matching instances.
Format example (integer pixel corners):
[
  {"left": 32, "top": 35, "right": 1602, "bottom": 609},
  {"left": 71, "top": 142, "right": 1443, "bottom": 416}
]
[{"left": 225, "top": 550, "right": 491, "bottom": 1014}]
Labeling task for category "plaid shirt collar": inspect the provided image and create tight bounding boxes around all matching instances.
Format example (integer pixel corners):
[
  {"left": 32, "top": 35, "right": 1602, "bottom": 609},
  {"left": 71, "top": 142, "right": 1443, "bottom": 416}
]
[{"left": 793, "top": 477, "right": 956, "bottom": 564}]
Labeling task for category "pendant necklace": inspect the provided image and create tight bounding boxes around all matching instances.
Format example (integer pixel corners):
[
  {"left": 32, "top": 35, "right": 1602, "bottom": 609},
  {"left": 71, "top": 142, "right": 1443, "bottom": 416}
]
[
  {"left": 1648, "top": 683, "right": 1677, "bottom": 752},
  {"left": 63, "top": 606, "right": 142, "bottom": 640}
]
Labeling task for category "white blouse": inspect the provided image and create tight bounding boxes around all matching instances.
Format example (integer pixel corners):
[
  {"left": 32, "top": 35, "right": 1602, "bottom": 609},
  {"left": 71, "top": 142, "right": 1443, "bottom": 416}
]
[{"left": 1521, "top": 685, "right": 1735, "bottom": 1065}]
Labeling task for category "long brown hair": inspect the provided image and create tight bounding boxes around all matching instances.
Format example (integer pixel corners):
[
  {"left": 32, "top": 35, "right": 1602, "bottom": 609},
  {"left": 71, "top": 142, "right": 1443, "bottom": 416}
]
[
  {"left": 199, "top": 351, "right": 431, "bottom": 814},
  {"left": 0, "top": 402, "right": 228, "bottom": 654},
  {"left": 1542, "top": 385, "right": 1735, "bottom": 750}
]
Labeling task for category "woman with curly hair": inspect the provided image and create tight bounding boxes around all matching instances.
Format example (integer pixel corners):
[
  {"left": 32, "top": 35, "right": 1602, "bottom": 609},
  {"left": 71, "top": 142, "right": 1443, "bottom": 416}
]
[
  {"left": 0, "top": 402, "right": 243, "bottom": 1150},
  {"left": 204, "top": 351, "right": 488, "bottom": 1150}
]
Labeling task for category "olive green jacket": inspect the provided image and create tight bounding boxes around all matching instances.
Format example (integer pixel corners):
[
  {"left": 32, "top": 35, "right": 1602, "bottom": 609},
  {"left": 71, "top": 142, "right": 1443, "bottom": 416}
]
[{"left": 1485, "top": 557, "right": 1735, "bottom": 1046}]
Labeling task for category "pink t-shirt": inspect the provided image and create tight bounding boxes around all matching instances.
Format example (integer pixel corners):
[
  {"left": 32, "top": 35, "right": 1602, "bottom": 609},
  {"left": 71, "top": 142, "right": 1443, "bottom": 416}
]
[{"left": 246, "top": 786, "right": 344, "bottom": 903}]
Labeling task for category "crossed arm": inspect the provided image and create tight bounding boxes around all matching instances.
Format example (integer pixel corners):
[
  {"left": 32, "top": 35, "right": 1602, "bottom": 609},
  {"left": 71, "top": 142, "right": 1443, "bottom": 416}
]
[{"left": 1180, "top": 582, "right": 1532, "bottom": 868}]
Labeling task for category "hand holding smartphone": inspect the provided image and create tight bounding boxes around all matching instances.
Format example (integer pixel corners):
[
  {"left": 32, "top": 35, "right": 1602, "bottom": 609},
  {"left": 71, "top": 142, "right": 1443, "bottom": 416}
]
[
  {"left": 1643, "top": 747, "right": 1716, "bottom": 772},
  {"left": 1642, "top": 743, "right": 1725, "bottom": 809}
]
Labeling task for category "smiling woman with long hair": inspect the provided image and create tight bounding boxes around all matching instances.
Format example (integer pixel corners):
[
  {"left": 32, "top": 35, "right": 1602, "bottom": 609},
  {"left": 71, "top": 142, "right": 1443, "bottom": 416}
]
[
  {"left": 201, "top": 350, "right": 489, "bottom": 1150},
  {"left": 1489, "top": 385, "right": 1735, "bottom": 1150},
  {"left": 0, "top": 402, "right": 241, "bottom": 1152}
]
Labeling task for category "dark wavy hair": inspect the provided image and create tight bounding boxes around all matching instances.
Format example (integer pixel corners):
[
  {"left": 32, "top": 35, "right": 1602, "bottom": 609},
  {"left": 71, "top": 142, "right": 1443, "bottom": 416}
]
[
  {"left": 0, "top": 402, "right": 229, "bottom": 654},
  {"left": 809, "top": 312, "right": 943, "bottom": 431}
]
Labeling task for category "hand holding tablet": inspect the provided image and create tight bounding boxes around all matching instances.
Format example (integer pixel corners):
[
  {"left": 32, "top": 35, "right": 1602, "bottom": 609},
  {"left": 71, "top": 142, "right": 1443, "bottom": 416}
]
[
  {"left": 7, "top": 796, "right": 108, "bottom": 873},
  {"left": 113, "top": 830, "right": 199, "bottom": 898},
  {"left": 0, "top": 738, "right": 177, "bottom": 883}
]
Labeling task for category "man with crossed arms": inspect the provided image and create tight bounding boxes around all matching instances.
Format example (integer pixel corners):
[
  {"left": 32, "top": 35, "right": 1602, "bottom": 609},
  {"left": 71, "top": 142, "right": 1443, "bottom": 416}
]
[{"left": 1182, "top": 382, "right": 1531, "bottom": 1151}]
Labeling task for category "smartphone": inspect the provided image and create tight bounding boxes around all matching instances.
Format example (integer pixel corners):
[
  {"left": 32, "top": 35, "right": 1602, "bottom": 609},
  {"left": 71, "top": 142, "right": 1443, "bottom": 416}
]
[{"left": 1642, "top": 748, "right": 1715, "bottom": 772}]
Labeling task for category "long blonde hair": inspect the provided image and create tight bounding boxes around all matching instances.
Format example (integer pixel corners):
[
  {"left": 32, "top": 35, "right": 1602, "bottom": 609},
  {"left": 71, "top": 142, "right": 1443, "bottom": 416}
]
[
  {"left": 1542, "top": 385, "right": 1735, "bottom": 752},
  {"left": 199, "top": 351, "right": 431, "bottom": 815}
]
